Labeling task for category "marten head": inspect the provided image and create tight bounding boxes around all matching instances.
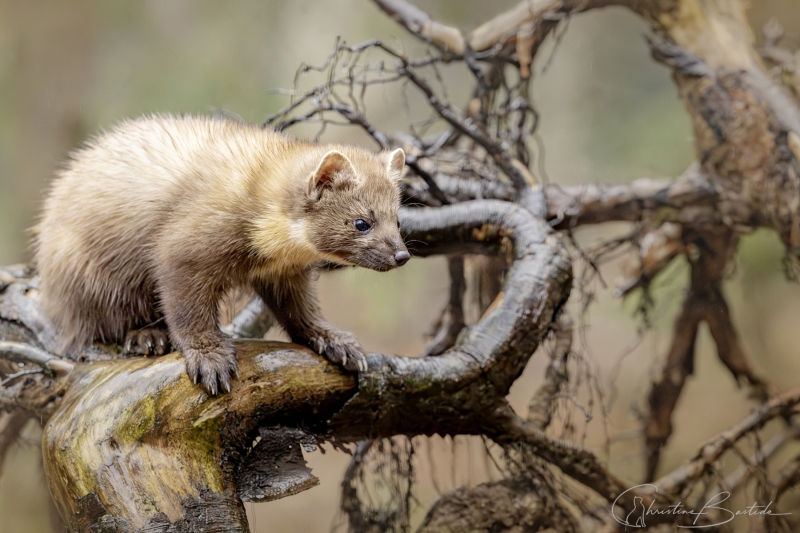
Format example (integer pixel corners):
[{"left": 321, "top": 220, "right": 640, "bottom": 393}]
[{"left": 304, "top": 148, "right": 409, "bottom": 272}]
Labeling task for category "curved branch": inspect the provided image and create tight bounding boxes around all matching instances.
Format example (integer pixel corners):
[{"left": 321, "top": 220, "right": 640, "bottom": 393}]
[
  {"left": 469, "top": 0, "right": 565, "bottom": 53},
  {"left": 39, "top": 200, "right": 573, "bottom": 531},
  {"left": 329, "top": 200, "right": 571, "bottom": 438},
  {"left": 372, "top": 0, "right": 465, "bottom": 54}
]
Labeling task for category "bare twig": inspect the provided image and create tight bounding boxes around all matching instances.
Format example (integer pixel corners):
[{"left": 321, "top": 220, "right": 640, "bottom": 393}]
[
  {"left": 654, "top": 386, "right": 800, "bottom": 496},
  {"left": 492, "top": 406, "right": 629, "bottom": 502},
  {"left": 528, "top": 313, "right": 573, "bottom": 428},
  {"left": 614, "top": 222, "right": 682, "bottom": 298},
  {"left": 1, "top": 368, "right": 45, "bottom": 387},
  {"left": 720, "top": 424, "right": 800, "bottom": 494},
  {"left": 398, "top": 63, "right": 537, "bottom": 190},
  {"left": 773, "top": 453, "right": 800, "bottom": 501}
]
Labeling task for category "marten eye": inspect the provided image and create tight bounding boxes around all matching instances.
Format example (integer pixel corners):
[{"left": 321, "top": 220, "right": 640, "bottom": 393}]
[{"left": 354, "top": 219, "right": 372, "bottom": 233}]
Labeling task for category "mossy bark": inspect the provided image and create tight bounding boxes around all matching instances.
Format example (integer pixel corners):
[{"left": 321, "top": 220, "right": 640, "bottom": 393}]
[
  {"left": 13, "top": 200, "right": 573, "bottom": 532},
  {"left": 43, "top": 343, "right": 355, "bottom": 532}
]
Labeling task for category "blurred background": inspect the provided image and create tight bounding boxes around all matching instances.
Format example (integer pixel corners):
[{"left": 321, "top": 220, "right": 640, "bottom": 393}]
[{"left": 1, "top": 0, "right": 800, "bottom": 531}]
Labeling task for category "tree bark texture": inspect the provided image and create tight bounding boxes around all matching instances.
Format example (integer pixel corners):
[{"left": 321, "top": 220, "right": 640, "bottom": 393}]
[{"left": 3, "top": 201, "right": 572, "bottom": 531}]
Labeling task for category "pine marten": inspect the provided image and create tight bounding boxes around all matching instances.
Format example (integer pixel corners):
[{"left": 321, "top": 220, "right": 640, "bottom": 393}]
[{"left": 34, "top": 114, "right": 410, "bottom": 395}]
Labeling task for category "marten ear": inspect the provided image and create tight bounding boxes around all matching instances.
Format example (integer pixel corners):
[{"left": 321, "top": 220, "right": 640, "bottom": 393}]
[
  {"left": 386, "top": 148, "right": 405, "bottom": 182},
  {"left": 309, "top": 150, "right": 357, "bottom": 200}
]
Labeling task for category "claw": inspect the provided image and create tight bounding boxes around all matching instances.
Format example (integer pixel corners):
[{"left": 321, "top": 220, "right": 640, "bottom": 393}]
[
  {"left": 342, "top": 353, "right": 347, "bottom": 367},
  {"left": 124, "top": 327, "right": 170, "bottom": 357},
  {"left": 183, "top": 345, "right": 239, "bottom": 395}
]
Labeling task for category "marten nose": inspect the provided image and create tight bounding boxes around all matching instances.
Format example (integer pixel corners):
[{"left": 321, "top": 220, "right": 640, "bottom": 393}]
[{"left": 394, "top": 250, "right": 410, "bottom": 266}]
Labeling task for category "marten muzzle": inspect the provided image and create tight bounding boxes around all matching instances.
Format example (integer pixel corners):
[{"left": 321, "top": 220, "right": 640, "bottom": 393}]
[{"left": 394, "top": 250, "right": 410, "bottom": 266}]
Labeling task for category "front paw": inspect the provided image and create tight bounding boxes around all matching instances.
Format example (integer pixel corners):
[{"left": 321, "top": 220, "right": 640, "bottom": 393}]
[
  {"left": 184, "top": 343, "right": 239, "bottom": 395},
  {"left": 307, "top": 328, "right": 366, "bottom": 372}
]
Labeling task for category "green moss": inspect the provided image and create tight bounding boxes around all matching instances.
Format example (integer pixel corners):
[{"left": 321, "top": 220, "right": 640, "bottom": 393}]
[
  {"left": 114, "top": 396, "right": 157, "bottom": 444},
  {"left": 403, "top": 374, "right": 434, "bottom": 392},
  {"left": 185, "top": 416, "right": 226, "bottom": 492}
]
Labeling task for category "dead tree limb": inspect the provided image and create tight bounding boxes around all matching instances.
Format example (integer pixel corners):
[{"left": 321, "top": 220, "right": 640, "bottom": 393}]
[
  {"left": 26, "top": 200, "right": 582, "bottom": 531},
  {"left": 645, "top": 227, "right": 773, "bottom": 480}
]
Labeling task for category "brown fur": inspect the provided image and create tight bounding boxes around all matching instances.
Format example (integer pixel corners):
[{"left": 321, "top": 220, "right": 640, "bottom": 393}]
[{"left": 34, "top": 114, "right": 408, "bottom": 394}]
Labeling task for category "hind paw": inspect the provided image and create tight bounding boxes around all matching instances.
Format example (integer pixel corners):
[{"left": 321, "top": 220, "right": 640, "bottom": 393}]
[{"left": 124, "top": 327, "right": 170, "bottom": 357}]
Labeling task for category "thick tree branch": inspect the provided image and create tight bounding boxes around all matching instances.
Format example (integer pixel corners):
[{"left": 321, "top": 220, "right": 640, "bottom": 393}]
[
  {"left": 469, "top": 0, "right": 567, "bottom": 54},
  {"left": 34, "top": 200, "right": 574, "bottom": 531},
  {"left": 0, "top": 341, "right": 74, "bottom": 377},
  {"left": 372, "top": 0, "right": 465, "bottom": 54},
  {"left": 545, "top": 168, "right": 719, "bottom": 230}
]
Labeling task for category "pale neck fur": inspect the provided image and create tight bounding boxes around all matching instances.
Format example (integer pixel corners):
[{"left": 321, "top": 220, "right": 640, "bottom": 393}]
[{"left": 246, "top": 140, "right": 348, "bottom": 270}]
